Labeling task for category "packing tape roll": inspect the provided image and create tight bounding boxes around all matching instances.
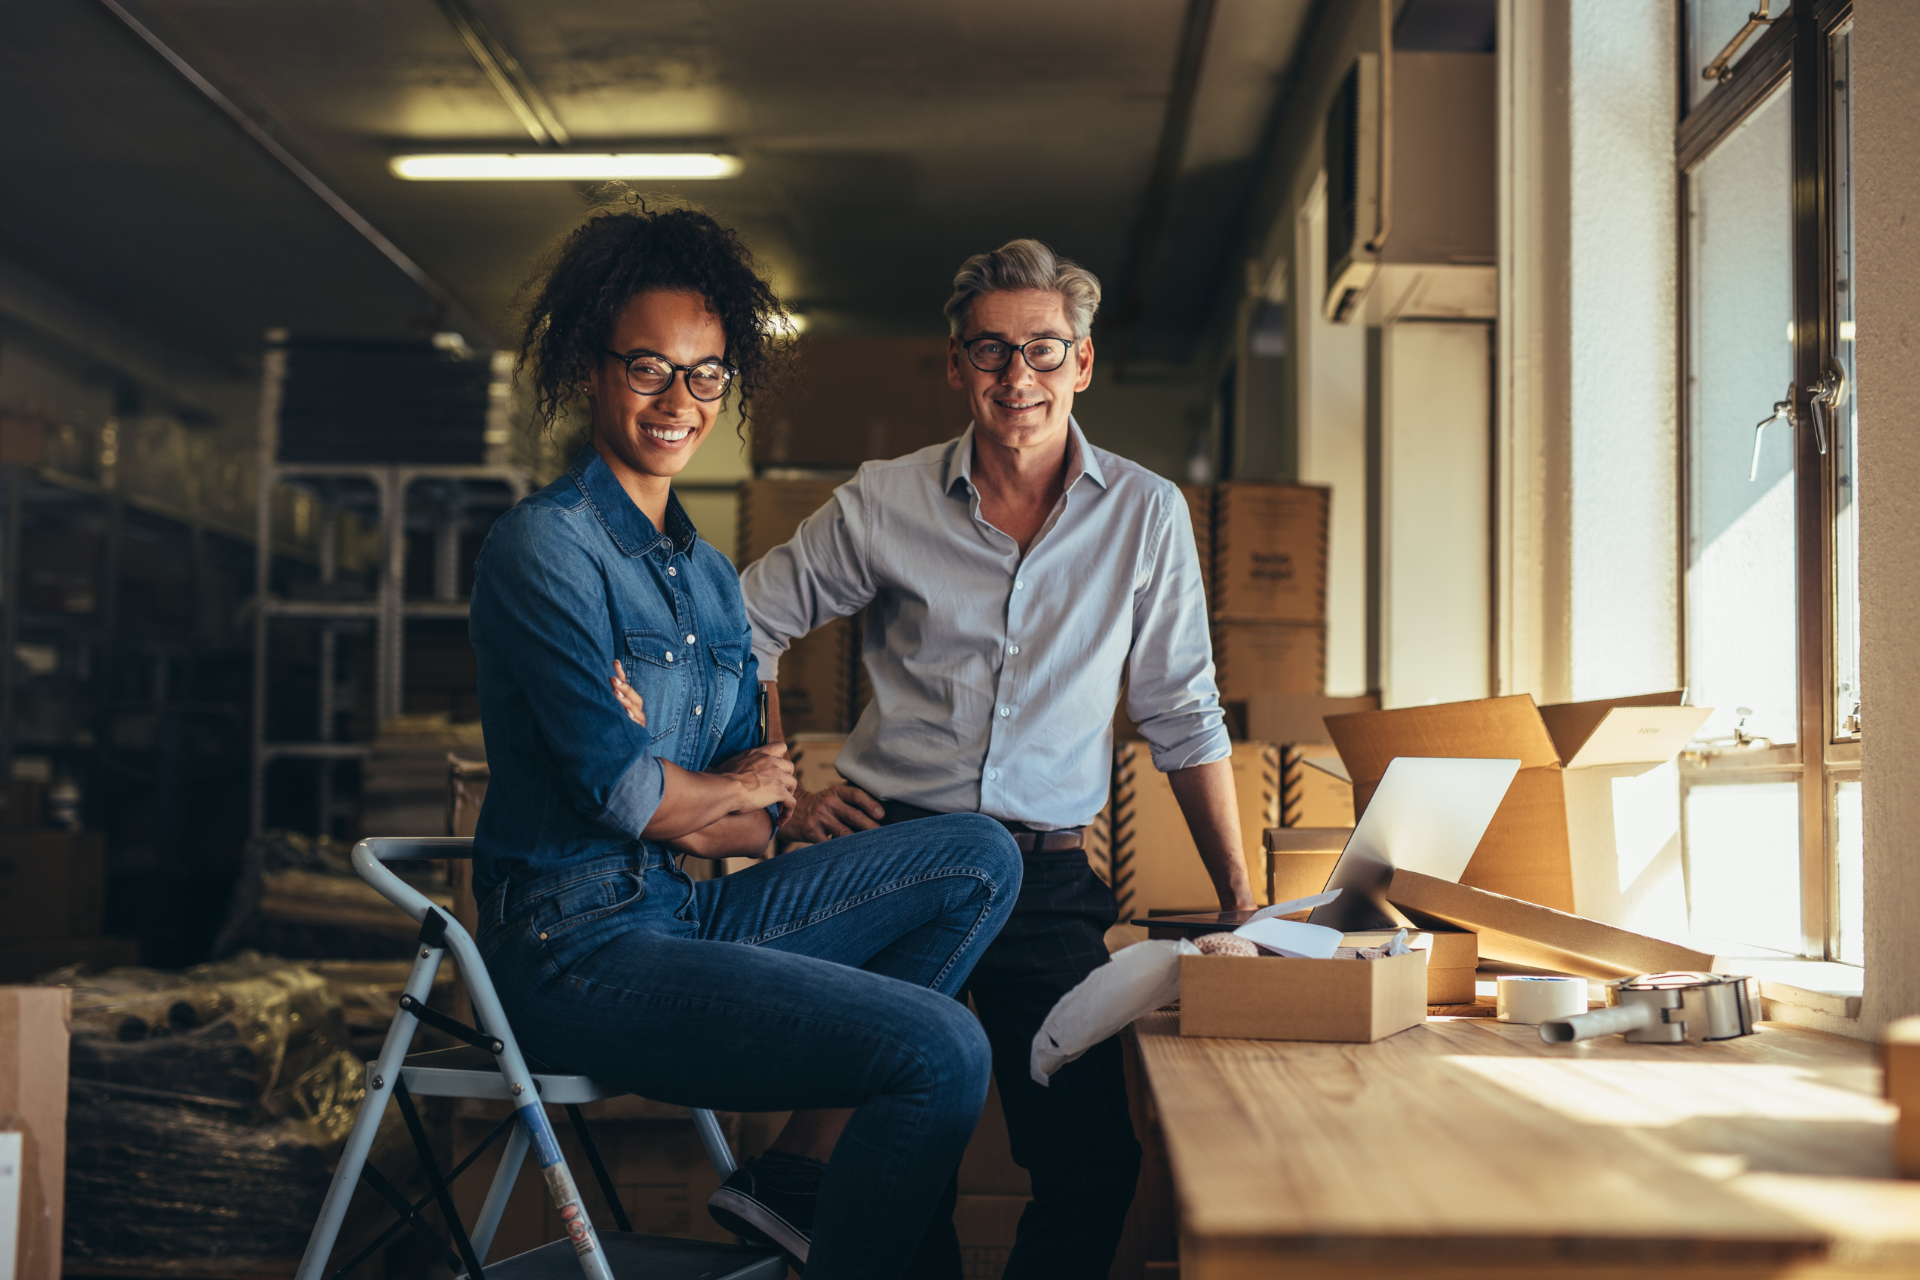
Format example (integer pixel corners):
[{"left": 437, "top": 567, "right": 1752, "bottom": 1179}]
[{"left": 1496, "top": 975, "right": 1588, "bottom": 1025}]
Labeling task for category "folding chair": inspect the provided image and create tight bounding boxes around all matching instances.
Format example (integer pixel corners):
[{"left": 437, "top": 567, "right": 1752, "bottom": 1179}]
[{"left": 296, "top": 837, "right": 785, "bottom": 1280}]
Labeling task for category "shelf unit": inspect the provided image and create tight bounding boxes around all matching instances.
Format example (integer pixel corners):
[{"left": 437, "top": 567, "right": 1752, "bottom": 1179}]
[{"left": 249, "top": 340, "right": 526, "bottom": 835}]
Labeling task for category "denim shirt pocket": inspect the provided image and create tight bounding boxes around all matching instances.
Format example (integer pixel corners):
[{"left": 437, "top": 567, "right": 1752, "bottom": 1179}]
[
  {"left": 706, "top": 640, "right": 747, "bottom": 742},
  {"left": 624, "top": 629, "right": 687, "bottom": 743}
]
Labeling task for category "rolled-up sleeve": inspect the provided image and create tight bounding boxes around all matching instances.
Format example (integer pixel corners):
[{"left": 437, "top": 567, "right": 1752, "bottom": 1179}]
[
  {"left": 1126, "top": 493, "right": 1231, "bottom": 772},
  {"left": 739, "top": 477, "right": 876, "bottom": 680},
  {"left": 469, "top": 512, "right": 664, "bottom": 837}
]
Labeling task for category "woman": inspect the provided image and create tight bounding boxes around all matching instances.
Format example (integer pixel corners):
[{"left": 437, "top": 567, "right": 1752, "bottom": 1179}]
[{"left": 469, "top": 202, "right": 1021, "bottom": 1279}]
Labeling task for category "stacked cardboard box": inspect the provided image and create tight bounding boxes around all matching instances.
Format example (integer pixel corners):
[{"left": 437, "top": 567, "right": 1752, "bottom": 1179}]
[
  {"left": 0, "top": 802, "right": 128, "bottom": 980},
  {"left": 1207, "top": 483, "right": 1331, "bottom": 722},
  {"left": 737, "top": 478, "right": 858, "bottom": 735},
  {"left": 1105, "top": 741, "right": 1280, "bottom": 949}
]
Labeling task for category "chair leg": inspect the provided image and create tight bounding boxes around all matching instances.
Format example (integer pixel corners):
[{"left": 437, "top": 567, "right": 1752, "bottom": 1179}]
[
  {"left": 470, "top": 1117, "right": 531, "bottom": 1264},
  {"left": 295, "top": 942, "right": 445, "bottom": 1280},
  {"left": 691, "top": 1108, "right": 737, "bottom": 1179},
  {"left": 564, "top": 1104, "right": 633, "bottom": 1234},
  {"left": 395, "top": 1079, "right": 487, "bottom": 1280}
]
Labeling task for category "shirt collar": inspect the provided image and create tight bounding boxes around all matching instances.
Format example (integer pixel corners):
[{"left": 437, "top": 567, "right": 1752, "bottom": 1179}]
[
  {"left": 568, "top": 445, "right": 698, "bottom": 557},
  {"left": 944, "top": 417, "right": 1109, "bottom": 495}
]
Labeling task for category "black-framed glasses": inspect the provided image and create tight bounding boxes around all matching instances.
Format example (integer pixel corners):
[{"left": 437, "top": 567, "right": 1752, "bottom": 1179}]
[
  {"left": 961, "top": 335, "right": 1079, "bottom": 374},
  {"left": 603, "top": 349, "right": 735, "bottom": 401}
]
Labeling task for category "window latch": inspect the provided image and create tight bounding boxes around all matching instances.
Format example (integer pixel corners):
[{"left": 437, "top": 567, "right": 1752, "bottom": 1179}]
[
  {"left": 1808, "top": 359, "right": 1848, "bottom": 458},
  {"left": 1750, "top": 393, "right": 1794, "bottom": 481}
]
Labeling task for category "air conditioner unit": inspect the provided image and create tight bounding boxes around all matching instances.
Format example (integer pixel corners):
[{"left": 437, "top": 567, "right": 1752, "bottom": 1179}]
[{"left": 1323, "top": 54, "right": 1380, "bottom": 325}]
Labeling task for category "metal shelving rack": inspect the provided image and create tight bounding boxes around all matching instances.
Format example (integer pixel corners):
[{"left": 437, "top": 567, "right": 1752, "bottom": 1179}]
[{"left": 249, "top": 339, "right": 526, "bottom": 835}]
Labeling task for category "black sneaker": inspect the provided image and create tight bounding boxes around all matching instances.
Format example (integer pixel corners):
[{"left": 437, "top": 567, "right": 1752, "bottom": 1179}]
[{"left": 708, "top": 1152, "right": 823, "bottom": 1268}]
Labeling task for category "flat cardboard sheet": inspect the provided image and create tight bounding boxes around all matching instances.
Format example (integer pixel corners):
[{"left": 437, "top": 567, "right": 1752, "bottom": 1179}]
[{"left": 1386, "top": 867, "right": 1717, "bottom": 978}]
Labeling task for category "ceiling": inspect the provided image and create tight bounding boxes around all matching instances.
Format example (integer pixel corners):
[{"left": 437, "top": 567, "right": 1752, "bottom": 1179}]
[{"left": 0, "top": 0, "right": 1317, "bottom": 385}]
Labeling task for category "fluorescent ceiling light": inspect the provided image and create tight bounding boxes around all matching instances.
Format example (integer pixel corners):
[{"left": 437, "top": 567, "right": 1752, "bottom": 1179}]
[{"left": 389, "top": 153, "right": 742, "bottom": 181}]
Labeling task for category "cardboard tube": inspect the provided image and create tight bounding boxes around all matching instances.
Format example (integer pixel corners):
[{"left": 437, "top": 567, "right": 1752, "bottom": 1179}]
[
  {"left": 1539, "top": 1002, "right": 1657, "bottom": 1043},
  {"left": 1496, "top": 975, "right": 1588, "bottom": 1025}
]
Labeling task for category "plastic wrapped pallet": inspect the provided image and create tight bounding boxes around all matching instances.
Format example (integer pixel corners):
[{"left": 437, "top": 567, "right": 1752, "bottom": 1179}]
[{"left": 55, "top": 953, "right": 409, "bottom": 1267}]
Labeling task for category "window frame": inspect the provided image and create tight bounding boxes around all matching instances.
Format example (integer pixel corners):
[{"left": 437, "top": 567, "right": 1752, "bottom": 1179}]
[{"left": 1675, "top": 0, "right": 1857, "bottom": 961}]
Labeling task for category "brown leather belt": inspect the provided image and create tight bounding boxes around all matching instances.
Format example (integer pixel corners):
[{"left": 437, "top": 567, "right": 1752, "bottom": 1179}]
[{"left": 1006, "top": 827, "right": 1085, "bottom": 853}]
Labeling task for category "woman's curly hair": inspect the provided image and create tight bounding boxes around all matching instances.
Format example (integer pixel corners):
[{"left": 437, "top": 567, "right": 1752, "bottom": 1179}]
[{"left": 516, "top": 198, "right": 786, "bottom": 434}]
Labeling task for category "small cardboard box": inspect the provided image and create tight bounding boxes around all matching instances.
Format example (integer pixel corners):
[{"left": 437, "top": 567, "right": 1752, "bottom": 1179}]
[
  {"left": 1345, "top": 926, "right": 1478, "bottom": 1004},
  {"left": 1106, "top": 742, "right": 1280, "bottom": 947},
  {"left": 1180, "top": 949, "right": 1427, "bottom": 1042},
  {"left": 0, "top": 413, "right": 48, "bottom": 467},
  {"left": 1386, "top": 867, "right": 1718, "bottom": 978},
  {"left": 735, "top": 476, "right": 841, "bottom": 566},
  {"left": 1213, "top": 621, "right": 1326, "bottom": 700},
  {"left": 0, "top": 831, "right": 104, "bottom": 939},
  {"left": 771, "top": 617, "right": 854, "bottom": 734},
  {"left": 0, "top": 985, "right": 70, "bottom": 1280},
  {"left": 1886, "top": 1016, "right": 1920, "bottom": 1178},
  {"left": 1210, "top": 483, "right": 1329, "bottom": 623},
  {"left": 1263, "top": 827, "right": 1347, "bottom": 904}
]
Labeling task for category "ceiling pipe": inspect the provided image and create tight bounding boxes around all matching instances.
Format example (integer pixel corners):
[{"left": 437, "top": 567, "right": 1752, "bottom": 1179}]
[
  {"left": 1109, "top": 0, "right": 1219, "bottom": 380},
  {"left": 94, "top": 0, "right": 495, "bottom": 347},
  {"left": 433, "top": 0, "right": 571, "bottom": 148}
]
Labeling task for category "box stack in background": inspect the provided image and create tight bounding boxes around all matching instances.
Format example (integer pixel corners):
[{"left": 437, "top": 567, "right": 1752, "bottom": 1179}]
[
  {"left": 751, "top": 337, "right": 968, "bottom": 470},
  {"left": 737, "top": 477, "right": 858, "bottom": 736},
  {"left": 0, "top": 780, "right": 134, "bottom": 981},
  {"left": 1209, "top": 482, "right": 1330, "bottom": 729},
  {"left": 1101, "top": 741, "right": 1279, "bottom": 949}
]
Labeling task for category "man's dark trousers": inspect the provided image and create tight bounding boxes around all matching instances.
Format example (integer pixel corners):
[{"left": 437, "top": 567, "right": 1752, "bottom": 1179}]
[{"left": 883, "top": 802, "right": 1142, "bottom": 1280}]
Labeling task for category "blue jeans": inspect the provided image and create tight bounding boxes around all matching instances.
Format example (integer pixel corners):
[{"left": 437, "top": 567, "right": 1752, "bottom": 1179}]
[{"left": 478, "top": 814, "right": 1022, "bottom": 1280}]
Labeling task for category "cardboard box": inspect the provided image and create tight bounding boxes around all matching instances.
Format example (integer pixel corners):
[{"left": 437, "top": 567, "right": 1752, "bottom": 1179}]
[
  {"left": 0, "top": 831, "right": 104, "bottom": 939},
  {"left": 1281, "top": 743, "right": 1354, "bottom": 828},
  {"left": 1210, "top": 483, "right": 1329, "bottom": 623},
  {"left": 1213, "top": 621, "right": 1326, "bottom": 700},
  {"left": 1385, "top": 867, "right": 1718, "bottom": 978},
  {"left": 773, "top": 618, "right": 854, "bottom": 734},
  {"left": 0, "top": 413, "right": 48, "bottom": 467},
  {"left": 1345, "top": 925, "right": 1478, "bottom": 1004},
  {"left": 1263, "top": 826, "right": 1347, "bottom": 904},
  {"left": 0, "top": 781, "right": 42, "bottom": 829},
  {"left": 735, "top": 477, "right": 842, "bottom": 565},
  {"left": 1887, "top": 1016, "right": 1920, "bottom": 1179},
  {"left": 752, "top": 337, "right": 970, "bottom": 469},
  {"left": 1538, "top": 691, "right": 1712, "bottom": 933},
  {"left": 0, "top": 986, "right": 70, "bottom": 1280},
  {"left": 788, "top": 733, "right": 849, "bottom": 794},
  {"left": 1107, "top": 742, "right": 1280, "bottom": 948},
  {"left": 955, "top": 1193, "right": 1027, "bottom": 1280},
  {"left": 1243, "top": 692, "right": 1379, "bottom": 746},
  {"left": 1180, "top": 949, "right": 1427, "bottom": 1042},
  {"left": 0, "top": 937, "right": 137, "bottom": 984}
]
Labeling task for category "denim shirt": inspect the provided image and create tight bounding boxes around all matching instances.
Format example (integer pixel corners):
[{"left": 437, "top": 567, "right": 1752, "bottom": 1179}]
[{"left": 468, "top": 446, "right": 761, "bottom": 903}]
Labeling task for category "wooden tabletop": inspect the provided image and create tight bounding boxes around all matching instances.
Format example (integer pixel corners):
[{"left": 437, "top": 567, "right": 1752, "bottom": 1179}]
[{"left": 1131, "top": 1011, "right": 1920, "bottom": 1279}]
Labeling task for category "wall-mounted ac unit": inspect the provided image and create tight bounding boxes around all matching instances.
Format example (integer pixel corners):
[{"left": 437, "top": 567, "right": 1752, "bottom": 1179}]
[{"left": 1324, "top": 54, "right": 1380, "bottom": 325}]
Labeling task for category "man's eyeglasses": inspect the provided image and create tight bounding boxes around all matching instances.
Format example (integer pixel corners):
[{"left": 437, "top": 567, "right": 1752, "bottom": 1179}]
[
  {"left": 961, "top": 336, "right": 1079, "bottom": 374},
  {"left": 603, "top": 349, "right": 735, "bottom": 402}
]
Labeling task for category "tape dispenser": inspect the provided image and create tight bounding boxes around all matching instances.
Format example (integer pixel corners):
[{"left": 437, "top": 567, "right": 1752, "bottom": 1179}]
[{"left": 1538, "top": 971, "right": 1755, "bottom": 1045}]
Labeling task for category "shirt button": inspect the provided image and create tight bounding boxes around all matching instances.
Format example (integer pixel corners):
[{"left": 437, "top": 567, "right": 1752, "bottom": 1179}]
[
  {"left": 667, "top": 566, "right": 677, "bottom": 577},
  {"left": 987, "top": 768, "right": 999, "bottom": 781},
  {"left": 694, "top": 705, "right": 703, "bottom": 716},
  {"left": 686, "top": 634, "right": 696, "bottom": 644},
  {"left": 1008, "top": 644, "right": 1020, "bottom": 655},
  {"left": 665, "top": 651, "right": 674, "bottom": 662},
  {"left": 1015, "top": 579, "right": 1025, "bottom": 590},
  {"left": 999, "top": 706, "right": 1011, "bottom": 717}
]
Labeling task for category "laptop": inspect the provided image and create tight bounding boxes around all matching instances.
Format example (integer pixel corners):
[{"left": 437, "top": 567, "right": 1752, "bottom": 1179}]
[{"left": 1132, "top": 755, "right": 1520, "bottom": 935}]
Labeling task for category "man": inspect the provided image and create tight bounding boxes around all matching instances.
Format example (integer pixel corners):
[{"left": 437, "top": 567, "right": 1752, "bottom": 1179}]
[{"left": 739, "top": 239, "right": 1253, "bottom": 1278}]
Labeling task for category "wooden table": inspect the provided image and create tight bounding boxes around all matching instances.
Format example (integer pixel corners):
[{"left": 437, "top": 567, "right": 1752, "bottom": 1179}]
[{"left": 1131, "top": 1011, "right": 1920, "bottom": 1278}]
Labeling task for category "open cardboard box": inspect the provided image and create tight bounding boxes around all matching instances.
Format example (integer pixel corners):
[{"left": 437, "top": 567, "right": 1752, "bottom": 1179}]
[
  {"left": 1326, "top": 691, "right": 1710, "bottom": 920},
  {"left": 1181, "top": 948, "right": 1427, "bottom": 1042}
]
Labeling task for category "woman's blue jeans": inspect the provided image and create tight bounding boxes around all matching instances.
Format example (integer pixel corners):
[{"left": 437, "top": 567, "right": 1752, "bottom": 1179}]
[{"left": 478, "top": 813, "right": 1022, "bottom": 1280}]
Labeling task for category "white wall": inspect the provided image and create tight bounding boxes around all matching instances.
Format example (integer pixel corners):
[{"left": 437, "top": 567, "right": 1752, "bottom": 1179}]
[
  {"left": 1566, "top": 1, "right": 1680, "bottom": 700},
  {"left": 1855, "top": 0, "right": 1920, "bottom": 1034}
]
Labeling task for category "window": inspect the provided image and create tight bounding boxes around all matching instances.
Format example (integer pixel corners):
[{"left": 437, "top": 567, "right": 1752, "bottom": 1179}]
[{"left": 1677, "top": 0, "right": 1857, "bottom": 961}]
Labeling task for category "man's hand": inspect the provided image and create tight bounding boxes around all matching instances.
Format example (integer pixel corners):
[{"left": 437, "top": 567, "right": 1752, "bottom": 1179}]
[{"left": 782, "top": 784, "right": 887, "bottom": 842}]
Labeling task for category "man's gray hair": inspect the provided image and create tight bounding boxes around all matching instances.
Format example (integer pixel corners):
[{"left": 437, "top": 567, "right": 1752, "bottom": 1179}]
[{"left": 944, "top": 239, "right": 1103, "bottom": 339}]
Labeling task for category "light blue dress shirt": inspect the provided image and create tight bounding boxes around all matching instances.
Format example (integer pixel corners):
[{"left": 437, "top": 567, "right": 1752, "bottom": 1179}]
[{"left": 739, "top": 420, "right": 1229, "bottom": 829}]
